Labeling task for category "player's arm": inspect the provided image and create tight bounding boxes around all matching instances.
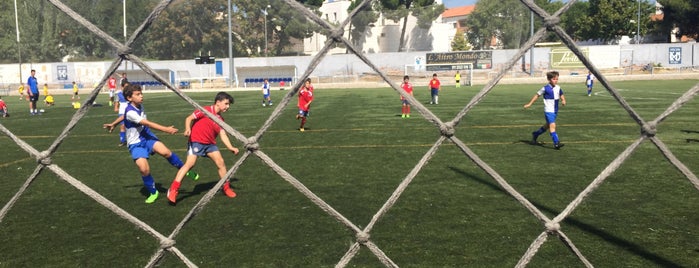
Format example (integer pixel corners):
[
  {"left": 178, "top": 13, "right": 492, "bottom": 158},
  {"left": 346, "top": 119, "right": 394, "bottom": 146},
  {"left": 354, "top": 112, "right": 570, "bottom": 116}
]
[
  {"left": 139, "top": 118, "right": 178, "bottom": 135},
  {"left": 560, "top": 94, "right": 566, "bottom": 106},
  {"left": 523, "top": 94, "right": 539, "bottom": 109},
  {"left": 219, "top": 130, "right": 239, "bottom": 155},
  {"left": 103, "top": 115, "right": 124, "bottom": 132},
  {"left": 305, "top": 99, "right": 313, "bottom": 109},
  {"left": 113, "top": 101, "right": 119, "bottom": 113},
  {"left": 183, "top": 114, "right": 195, "bottom": 137}
]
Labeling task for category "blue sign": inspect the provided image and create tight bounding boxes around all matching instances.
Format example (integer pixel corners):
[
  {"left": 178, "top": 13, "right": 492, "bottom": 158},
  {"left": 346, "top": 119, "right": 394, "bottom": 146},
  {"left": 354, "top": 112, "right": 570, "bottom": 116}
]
[{"left": 669, "top": 47, "right": 681, "bottom": 64}]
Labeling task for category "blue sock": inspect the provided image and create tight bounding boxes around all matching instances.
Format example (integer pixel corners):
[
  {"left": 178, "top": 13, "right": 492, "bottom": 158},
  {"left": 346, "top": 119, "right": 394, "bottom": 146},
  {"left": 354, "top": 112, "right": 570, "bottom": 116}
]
[
  {"left": 533, "top": 127, "right": 546, "bottom": 137},
  {"left": 119, "top": 132, "right": 125, "bottom": 143},
  {"left": 587, "top": 89, "right": 591, "bottom": 95},
  {"left": 551, "top": 132, "right": 560, "bottom": 144},
  {"left": 142, "top": 174, "right": 156, "bottom": 194},
  {"left": 167, "top": 153, "right": 183, "bottom": 169}
]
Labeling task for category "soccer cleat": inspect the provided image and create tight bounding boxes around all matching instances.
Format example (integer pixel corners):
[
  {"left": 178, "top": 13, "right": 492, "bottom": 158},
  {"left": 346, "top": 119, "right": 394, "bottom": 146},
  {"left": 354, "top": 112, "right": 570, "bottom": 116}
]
[
  {"left": 167, "top": 188, "right": 178, "bottom": 204},
  {"left": 401, "top": 114, "right": 406, "bottom": 118},
  {"left": 222, "top": 187, "right": 237, "bottom": 198},
  {"left": 186, "top": 171, "right": 200, "bottom": 181},
  {"left": 531, "top": 132, "right": 538, "bottom": 145},
  {"left": 554, "top": 143, "right": 565, "bottom": 150},
  {"left": 145, "top": 191, "right": 159, "bottom": 204},
  {"left": 269, "top": 103, "right": 273, "bottom": 106},
  {"left": 118, "top": 142, "right": 127, "bottom": 147},
  {"left": 299, "top": 127, "right": 305, "bottom": 132},
  {"left": 406, "top": 114, "right": 410, "bottom": 118}
]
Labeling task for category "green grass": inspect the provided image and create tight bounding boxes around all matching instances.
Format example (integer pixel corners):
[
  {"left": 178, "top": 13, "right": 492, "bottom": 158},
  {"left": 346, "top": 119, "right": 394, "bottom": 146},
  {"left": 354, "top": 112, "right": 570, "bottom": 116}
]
[{"left": 1, "top": 79, "right": 699, "bottom": 267}]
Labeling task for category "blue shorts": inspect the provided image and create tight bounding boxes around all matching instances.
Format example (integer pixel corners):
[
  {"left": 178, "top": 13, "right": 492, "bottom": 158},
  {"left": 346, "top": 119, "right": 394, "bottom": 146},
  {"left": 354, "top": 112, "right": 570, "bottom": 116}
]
[
  {"left": 298, "top": 109, "right": 309, "bottom": 118},
  {"left": 431, "top": 88, "right": 439, "bottom": 96},
  {"left": 263, "top": 93, "right": 270, "bottom": 99},
  {"left": 544, "top": 112, "right": 557, "bottom": 124},
  {"left": 128, "top": 138, "right": 159, "bottom": 160},
  {"left": 187, "top": 142, "right": 219, "bottom": 157},
  {"left": 402, "top": 99, "right": 410, "bottom": 105},
  {"left": 30, "top": 93, "right": 39, "bottom": 102}
]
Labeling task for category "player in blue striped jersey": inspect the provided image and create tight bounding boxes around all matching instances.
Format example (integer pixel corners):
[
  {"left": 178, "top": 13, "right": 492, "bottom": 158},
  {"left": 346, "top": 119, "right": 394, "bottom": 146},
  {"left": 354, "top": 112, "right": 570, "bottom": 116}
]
[{"left": 524, "top": 71, "right": 567, "bottom": 149}]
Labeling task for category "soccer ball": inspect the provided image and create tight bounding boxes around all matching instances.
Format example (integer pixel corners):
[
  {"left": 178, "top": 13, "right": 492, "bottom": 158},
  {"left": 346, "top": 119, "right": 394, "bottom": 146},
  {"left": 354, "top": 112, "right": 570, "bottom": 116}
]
[
  {"left": 72, "top": 102, "right": 81, "bottom": 109},
  {"left": 39, "top": 109, "right": 45, "bottom": 113}
]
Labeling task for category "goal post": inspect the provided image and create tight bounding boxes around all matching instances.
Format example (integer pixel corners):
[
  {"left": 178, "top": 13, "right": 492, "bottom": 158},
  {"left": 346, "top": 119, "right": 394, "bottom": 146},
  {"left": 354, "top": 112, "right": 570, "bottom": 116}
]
[{"left": 404, "top": 62, "right": 473, "bottom": 86}]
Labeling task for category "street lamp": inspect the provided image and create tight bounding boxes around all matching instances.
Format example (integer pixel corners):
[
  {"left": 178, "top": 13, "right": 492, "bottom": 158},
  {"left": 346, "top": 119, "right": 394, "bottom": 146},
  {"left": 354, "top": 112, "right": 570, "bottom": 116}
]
[
  {"left": 636, "top": 0, "right": 641, "bottom": 44},
  {"left": 262, "top": 5, "right": 270, "bottom": 57}
]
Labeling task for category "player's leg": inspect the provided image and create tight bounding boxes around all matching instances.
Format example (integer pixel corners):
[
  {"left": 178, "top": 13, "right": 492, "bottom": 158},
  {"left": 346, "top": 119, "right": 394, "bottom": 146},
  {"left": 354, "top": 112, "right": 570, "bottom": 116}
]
[
  {"left": 208, "top": 151, "right": 236, "bottom": 198},
  {"left": 168, "top": 154, "right": 199, "bottom": 203},
  {"left": 299, "top": 110, "right": 308, "bottom": 131},
  {"left": 118, "top": 123, "right": 126, "bottom": 146},
  {"left": 151, "top": 141, "right": 185, "bottom": 170},
  {"left": 531, "top": 114, "right": 550, "bottom": 144}
]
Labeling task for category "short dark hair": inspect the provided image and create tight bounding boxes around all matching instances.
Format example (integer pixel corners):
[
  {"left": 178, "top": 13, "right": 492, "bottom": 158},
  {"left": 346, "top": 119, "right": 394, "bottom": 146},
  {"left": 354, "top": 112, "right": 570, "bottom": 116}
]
[
  {"left": 214, "top": 91, "right": 234, "bottom": 104},
  {"left": 403, "top": 75, "right": 409, "bottom": 80},
  {"left": 432, "top": 73, "right": 437, "bottom": 77},
  {"left": 123, "top": 84, "right": 142, "bottom": 99},
  {"left": 546, "top": 71, "right": 560, "bottom": 81},
  {"left": 305, "top": 78, "right": 312, "bottom": 83}
]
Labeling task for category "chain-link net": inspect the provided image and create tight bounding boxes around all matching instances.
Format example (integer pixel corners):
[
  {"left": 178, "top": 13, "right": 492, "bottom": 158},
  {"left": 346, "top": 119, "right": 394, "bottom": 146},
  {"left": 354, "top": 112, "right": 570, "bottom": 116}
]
[{"left": 1, "top": 0, "right": 699, "bottom": 267}]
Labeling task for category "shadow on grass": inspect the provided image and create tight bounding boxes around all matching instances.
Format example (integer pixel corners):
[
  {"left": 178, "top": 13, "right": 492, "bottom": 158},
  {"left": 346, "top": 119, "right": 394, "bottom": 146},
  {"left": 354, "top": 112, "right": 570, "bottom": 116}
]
[
  {"left": 517, "top": 139, "right": 562, "bottom": 150},
  {"left": 686, "top": 139, "right": 699, "bottom": 143},
  {"left": 681, "top": 130, "right": 699, "bottom": 134},
  {"left": 176, "top": 178, "right": 240, "bottom": 203},
  {"left": 448, "top": 166, "right": 682, "bottom": 267}
]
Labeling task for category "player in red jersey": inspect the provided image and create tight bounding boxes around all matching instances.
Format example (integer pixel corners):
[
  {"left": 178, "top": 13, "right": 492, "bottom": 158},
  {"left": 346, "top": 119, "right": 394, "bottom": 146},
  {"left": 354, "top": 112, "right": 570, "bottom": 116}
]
[
  {"left": 400, "top": 75, "right": 413, "bottom": 118},
  {"left": 167, "top": 92, "right": 240, "bottom": 204},
  {"left": 429, "top": 73, "right": 441, "bottom": 104},
  {"left": 0, "top": 96, "right": 9, "bottom": 117},
  {"left": 107, "top": 76, "right": 117, "bottom": 106},
  {"left": 296, "top": 78, "right": 314, "bottom": 132}
]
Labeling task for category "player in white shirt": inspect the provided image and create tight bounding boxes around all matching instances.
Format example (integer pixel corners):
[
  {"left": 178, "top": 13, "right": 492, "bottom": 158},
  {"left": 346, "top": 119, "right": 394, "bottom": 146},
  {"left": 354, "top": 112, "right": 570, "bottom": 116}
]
[{"left": 524, "top": 71, "right": 567, "bottom": 149}]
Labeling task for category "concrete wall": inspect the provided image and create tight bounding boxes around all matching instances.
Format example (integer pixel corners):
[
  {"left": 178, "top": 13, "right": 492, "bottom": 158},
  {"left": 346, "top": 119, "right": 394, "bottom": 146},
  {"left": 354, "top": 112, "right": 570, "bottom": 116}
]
[{"left": 1, "top": 43, "right": 697, "bottom": 90}]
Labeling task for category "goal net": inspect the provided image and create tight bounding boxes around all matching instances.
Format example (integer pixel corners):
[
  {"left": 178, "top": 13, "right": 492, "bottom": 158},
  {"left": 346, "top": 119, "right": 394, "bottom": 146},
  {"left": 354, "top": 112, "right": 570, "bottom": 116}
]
[{"left": 404, "top": 63, "right": 473, "bottom": 86}]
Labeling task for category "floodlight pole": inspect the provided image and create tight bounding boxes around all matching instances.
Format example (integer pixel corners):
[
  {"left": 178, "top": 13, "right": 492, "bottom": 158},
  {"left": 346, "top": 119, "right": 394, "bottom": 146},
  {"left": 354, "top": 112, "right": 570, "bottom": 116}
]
[
  {"left": 227, "top": 0, "right": 235, "bottom": 88},
  {"left": 530, "top": 10, "right": 534, "bottom": 76},
  {"left": 14, "top": 0, "right": 23, "bottom": 85},
  {"left": 123, "top": 0, "right": 128, "bottom": 73},
  {"left": 263, "top": 5, "right": 270, "bottom": 57},
  {"left": 637, "top": 0, "right": 641, "bottom": 44}
]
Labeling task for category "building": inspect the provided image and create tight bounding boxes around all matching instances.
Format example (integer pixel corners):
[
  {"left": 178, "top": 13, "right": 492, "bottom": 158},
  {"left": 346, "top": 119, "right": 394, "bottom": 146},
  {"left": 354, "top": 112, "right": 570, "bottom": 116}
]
[{"left": 303, "top": 0, "right": 475, "bottom": 55}]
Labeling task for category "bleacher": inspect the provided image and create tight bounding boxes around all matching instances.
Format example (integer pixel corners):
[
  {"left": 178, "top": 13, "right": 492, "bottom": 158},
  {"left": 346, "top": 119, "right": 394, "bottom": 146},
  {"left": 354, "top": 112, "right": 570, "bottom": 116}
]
[{"left": 243, "top": 77, "right": 292, "bottom": 87}]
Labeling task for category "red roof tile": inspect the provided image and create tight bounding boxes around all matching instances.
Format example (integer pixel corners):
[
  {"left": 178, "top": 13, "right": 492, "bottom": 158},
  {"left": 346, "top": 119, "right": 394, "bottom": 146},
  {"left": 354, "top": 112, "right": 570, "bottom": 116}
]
[{"left": 442, "top": 5, "right": 475, "bottom": 18}]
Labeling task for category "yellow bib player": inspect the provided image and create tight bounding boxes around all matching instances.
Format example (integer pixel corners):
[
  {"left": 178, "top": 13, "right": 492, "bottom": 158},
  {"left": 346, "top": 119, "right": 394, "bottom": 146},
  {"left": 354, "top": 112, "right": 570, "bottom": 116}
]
[{"left": 18, "top": 84, "right": 25, "bottom": 101}]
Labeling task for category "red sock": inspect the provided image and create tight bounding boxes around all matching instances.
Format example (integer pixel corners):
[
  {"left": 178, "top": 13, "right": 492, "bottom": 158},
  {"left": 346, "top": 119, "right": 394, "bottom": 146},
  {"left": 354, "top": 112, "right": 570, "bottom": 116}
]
[
  {"left": 402, "top": 106, "right": 406, "bottom": 114},
  {"left": 300, "top": 118, "right": 306, "bottom": 128},
  {"left": 223, "top": 182, "right": 230, "bottom": 191},
  {"left": 407, "top": 106, "right": 410, "bottom": 114},
  {"left": 170, "top": 180, "right": 181, "bottom": 191}
]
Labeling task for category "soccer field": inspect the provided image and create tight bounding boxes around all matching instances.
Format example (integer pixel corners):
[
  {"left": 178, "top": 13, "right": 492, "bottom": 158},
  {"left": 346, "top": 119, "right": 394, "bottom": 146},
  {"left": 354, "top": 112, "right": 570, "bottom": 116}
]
[{"left": 1, "top": 79, "right": 699, "bottom": 267}]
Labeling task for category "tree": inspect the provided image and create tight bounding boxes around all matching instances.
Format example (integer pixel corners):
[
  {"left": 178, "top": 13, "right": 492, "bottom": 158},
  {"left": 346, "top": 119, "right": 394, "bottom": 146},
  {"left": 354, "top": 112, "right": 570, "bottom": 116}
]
[
  {"left": 451, "top": 29, "right": 470, "bottom": 51},
  {"left": 655, "top": 0, "right": 699, "bottom": 42},
  {"left": 464, "top": 0, "right": 564, "bottom": 50},
  {"left": 379, "top": 0, "right": 444, "bottom": 52},
  {"left": 581, "top": 0, "right": 655, "bottom": 43},
  {"left": 559, "top": 1, "right": 592, "bottom": 41},
  {"left": 347, "top": 0, "right": 378, "bottom": 51}
]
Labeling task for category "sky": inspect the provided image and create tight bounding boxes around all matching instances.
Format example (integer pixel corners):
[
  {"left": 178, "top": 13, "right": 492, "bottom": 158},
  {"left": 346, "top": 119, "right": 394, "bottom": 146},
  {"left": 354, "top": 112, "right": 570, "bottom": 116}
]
[{"left": 443, "top": 0, "right": 476, "bottom": 8}]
